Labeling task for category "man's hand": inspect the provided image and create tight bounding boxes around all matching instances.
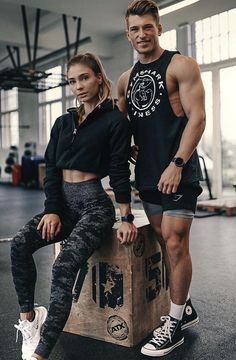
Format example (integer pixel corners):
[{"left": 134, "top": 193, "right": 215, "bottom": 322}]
[
  {"left": 117, "top": 222, "right": 137, "bottom": 245},
  {"left": 130, "top": 145, "right": 139, "bottom": 165},
  {"left": 37, "top": 214, "right": 61, "bottom": 241},
  {"left": 157, "top": 162, "right": 183, "bottom": 194}
]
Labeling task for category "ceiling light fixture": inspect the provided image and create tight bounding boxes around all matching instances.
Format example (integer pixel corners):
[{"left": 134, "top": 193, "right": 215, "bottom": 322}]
[{"left": 159, "top": 0, "right": 200, "bottom": 16}]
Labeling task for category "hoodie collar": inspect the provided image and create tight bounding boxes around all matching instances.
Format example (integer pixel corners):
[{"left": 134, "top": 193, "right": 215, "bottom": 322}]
[
  {"left": 67, "top": 99, "right": 115, "bottom": 129},
  {"left": 67, "top": 99, "right": 115, "bottom": 116}
]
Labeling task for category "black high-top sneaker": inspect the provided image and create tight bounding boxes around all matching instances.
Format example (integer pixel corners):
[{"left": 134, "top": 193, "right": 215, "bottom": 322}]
[
  {"left": 153, "top": 298, "right": 199, "bottom": 337},
  {"left": 141, "top": 316, "right": 184, "bottom": 357},
  {"left": 181, "top": 298, "right": 199, "bottom": 330}
]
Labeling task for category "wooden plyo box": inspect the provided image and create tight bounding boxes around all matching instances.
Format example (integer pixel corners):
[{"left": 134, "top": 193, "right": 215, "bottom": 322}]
[{"left": 55, "top": 209, "right": 169, "bottom": 347}]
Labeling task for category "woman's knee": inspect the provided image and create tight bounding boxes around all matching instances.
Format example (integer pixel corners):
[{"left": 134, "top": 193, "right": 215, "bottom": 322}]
[
  {"left": 11, "top": 226, "right": 30, "bottom": 252},
  {"left": 11, "top": 213, "right": 44, "bottom": 251}
]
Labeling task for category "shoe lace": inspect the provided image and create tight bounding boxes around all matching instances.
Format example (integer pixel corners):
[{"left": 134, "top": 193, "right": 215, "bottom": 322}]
[
  {"left": 151, "top": 316, "right": 178, "bottom": 346},
  {"left": 14, "top": 320, "right": 33, "bottom": 344}
]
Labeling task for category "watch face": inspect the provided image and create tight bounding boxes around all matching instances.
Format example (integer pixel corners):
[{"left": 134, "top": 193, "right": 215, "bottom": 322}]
[
  {"left": 127, "top": 214, "right": 134, "bottom": 222},
  {"left": 122, "top": 214, "right": 134, "bottom": 223},
  {"left": 173, "top": 157, "right": 185, "bottom": 167}
]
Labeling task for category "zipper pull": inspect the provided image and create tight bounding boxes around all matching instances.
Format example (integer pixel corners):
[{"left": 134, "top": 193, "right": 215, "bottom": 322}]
[{"left": 68, "top": 128, "right": 78, "bottom": 149}]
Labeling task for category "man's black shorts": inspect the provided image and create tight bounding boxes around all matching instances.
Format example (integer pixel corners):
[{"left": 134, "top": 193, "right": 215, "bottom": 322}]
[{"left": 139, "top": 182, "right": 202, "bottom": 213}]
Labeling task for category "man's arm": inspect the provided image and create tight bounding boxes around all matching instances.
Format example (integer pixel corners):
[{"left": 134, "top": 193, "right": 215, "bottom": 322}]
[
  {"left": 158, "top": 56, "right": 205, "bottom": 194},
  {"left": 173, "top": 55, "right": 206, "bottom": 162},
  {"left": 117, "top": 68, "right": 139, "bottom": 163},
  {"left": 117, "top": 69, "right": 131, "bottom": 115}
]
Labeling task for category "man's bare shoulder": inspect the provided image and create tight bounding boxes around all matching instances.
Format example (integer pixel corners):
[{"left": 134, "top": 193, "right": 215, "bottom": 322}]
[
  {"left": 118, "top": 68, "right": 133, "bottom": 89},
  {"left": 169, "top": 54, "right": 200, "bottom": 80}
]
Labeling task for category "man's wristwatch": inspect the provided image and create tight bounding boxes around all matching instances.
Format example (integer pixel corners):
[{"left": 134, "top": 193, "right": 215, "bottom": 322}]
[
  {"left": 121, "top": 214, "right": 134, "bottom": 223},
  {"left": 172, "top": 157, "right": 185, "bottom": 168}
]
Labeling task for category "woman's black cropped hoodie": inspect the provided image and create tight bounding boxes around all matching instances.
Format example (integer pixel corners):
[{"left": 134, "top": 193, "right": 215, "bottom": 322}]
[{"left": 43, "top": 100, "right": 131, "bottom": 216}]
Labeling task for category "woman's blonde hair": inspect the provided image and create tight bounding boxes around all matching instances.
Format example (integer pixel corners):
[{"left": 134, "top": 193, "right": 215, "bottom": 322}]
[{"left": 67, "top": 52, "right": 113, "bottom": 115}]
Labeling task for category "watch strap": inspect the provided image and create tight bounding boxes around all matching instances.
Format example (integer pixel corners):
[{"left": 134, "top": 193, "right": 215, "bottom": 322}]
[{"left": 121, "top": 214, "right": 134, "bottom": 223}]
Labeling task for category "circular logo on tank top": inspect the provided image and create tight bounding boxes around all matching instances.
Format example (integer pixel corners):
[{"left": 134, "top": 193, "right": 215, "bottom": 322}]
[
  {"left": 131, "top": 74, "right": 155, "bottom": 111},
  {"left": 127, "top": 69, "right": 165, "bottom": 118}
]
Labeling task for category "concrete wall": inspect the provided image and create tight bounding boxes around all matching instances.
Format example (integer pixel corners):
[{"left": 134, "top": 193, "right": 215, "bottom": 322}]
[
  {"left": 102, "top": 33, "right": 133, "bottom": 96},
  {"left": 18, "top": 91, "right": 39, "bottom": 157}
]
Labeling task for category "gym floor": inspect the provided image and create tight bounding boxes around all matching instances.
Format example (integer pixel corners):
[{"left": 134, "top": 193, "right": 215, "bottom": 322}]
[{"left": 0, "top": 184, "right": 236, "bottom": 360}]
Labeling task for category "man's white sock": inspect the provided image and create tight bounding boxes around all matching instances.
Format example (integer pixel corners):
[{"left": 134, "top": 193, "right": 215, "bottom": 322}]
[{"left": 169, "top": 300, "right": 185, "bottom": 320}]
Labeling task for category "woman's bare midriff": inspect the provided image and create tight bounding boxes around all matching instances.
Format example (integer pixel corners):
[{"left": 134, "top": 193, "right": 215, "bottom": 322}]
[{"left": 63, "top": 169, "right": 99, "bottom": 183}]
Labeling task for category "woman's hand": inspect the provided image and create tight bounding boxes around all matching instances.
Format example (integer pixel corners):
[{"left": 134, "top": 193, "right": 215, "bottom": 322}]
[
  {"left": 117, "top": 222, "right": 137, "bottom": 245},
  {"left": 37, "top": 214, "right": 62, "bottom": 241}
]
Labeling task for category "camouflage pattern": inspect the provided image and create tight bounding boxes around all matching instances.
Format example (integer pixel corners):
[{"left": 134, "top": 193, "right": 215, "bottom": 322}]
[{"left": 11, "top": 179, "right": 116, "bottom": 358}]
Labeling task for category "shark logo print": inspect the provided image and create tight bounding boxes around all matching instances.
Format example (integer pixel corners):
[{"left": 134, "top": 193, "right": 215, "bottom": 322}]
[
  {"left": 131, "top": 75, "right": 155, "bottom": 111},
  {"left": 127, "top": 69, "right": 165, "bottom": 118}
]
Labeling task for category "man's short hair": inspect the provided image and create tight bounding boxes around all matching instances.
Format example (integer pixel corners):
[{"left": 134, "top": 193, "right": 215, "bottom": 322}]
[{"left": 126, "top": 0, "right": 160, "bottom": 24}]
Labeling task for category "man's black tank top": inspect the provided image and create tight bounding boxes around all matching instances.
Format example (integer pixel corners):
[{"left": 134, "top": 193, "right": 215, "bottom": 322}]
[{"left": 126, "top": 50, "right": 202, "bottom": 191}]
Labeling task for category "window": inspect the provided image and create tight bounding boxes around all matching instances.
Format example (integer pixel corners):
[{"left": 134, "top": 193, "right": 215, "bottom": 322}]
[
  {"left": 199, "top": 71, "right": 213, "bottom": 159},
  {"left": 38, "top": 102, "right": 62, "bottom": 145},
  {"left": 38, "top": 66, "right": 62, "bottom": 103},
  {"left": 220, "top": 65, "right": 236, "bottom": 189},
  {"left": 197, "top": 9, "right": 236, "bottom": 196},
  {"left": 195, "top": 8, "right": 236, "bottom": 64},
  {"left": 0, "top": 88, "right": 19, "bottom": 148},
  {"left": 38, "top": 66, "right": 62, "bottom": 145},
  {"left": 198, "top": 71, "right": 213, "bottom": 185},
  {"left": 160, "top": 29, "right": 177, "bottom": 50}
]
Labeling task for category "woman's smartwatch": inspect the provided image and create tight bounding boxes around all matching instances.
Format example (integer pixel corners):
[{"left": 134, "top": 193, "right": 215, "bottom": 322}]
[{"left": 121, "top": 214, "right": 134, "bottom": 223}]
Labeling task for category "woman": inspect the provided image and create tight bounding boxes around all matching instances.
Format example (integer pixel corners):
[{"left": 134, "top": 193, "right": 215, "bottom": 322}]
[{"left": 11, "top": 52, "right": 137, "bottom": 360}]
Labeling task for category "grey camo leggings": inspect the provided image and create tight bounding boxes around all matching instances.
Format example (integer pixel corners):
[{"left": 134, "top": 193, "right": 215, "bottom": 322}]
[{"left": 11, "top": 179, "right": 116, "bottom": 358}]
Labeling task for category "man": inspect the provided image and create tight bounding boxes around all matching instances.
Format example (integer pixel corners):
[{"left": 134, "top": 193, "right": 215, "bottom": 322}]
[{"left": 117, "top": 0, "right": 205, "bottom": 357}]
